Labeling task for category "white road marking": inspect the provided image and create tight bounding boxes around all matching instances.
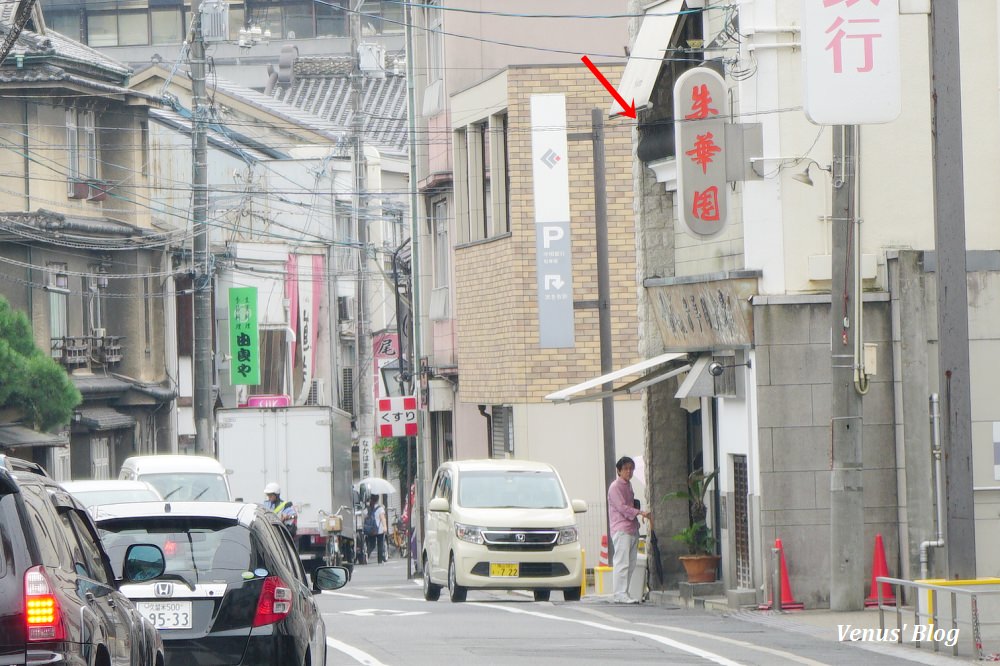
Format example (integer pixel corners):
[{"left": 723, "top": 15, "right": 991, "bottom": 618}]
[
  {"left": 341, "top": 608, "right": 427, "bottom": 617},
  {"left": 573, "top": 606, "right": 829, "bottom": 666},
  {"left": 483, "top": 604, "right": 745, "bottom": 666},
  {"left": 321, "top": 590, "right": 368, "bottom": 599},
  {"left": 325, "top": 636, "right": 389, "bottom": 666}
]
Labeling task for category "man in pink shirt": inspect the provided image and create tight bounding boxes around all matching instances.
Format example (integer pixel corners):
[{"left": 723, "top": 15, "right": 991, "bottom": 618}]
[{"left": 607, "top": 456, "right": 650, "bottom": 603}]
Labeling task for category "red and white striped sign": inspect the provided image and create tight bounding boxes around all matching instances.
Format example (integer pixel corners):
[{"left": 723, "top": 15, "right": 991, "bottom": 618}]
[{"left": 377, "top": 396, "right": 418, "bottom": 437}]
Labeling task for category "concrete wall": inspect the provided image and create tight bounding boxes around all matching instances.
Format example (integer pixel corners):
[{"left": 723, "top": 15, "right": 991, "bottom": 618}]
[{"left": 753, "top": 298, "right": 898, "bottom": 608}]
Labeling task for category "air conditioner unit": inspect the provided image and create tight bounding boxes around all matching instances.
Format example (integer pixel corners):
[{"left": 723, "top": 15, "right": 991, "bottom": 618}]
[
  {"left": 92, "top": 327, "right": 106, "bottom": 338},
  {"left": 306, "top": 378, "right": 325, "bottom": 406},
  {"left": 338, "top": 320, "right": 355, "bottom": 337}
]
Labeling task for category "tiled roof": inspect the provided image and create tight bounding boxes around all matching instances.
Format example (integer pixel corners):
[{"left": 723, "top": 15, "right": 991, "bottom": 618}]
[
  {"left": 268, "top": 55, "right": 408, "bottom": 155},
  {"left": 1, "top": 4, "right": 131, "bottom": 84}
]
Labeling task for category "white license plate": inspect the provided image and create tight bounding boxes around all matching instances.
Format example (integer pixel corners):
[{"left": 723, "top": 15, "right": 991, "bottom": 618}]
[{"left": 136, "top": 601, "right": 193, "bottom": 630}]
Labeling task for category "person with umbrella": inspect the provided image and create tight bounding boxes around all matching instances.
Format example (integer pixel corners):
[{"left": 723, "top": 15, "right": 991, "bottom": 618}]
[{"left": 364, "top": 494, "right": 388, "bottom": 563}]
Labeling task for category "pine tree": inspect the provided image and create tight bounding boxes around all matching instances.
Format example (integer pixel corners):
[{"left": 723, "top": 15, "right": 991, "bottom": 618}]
[{"left": 0, "top": 297, "right": 80, "bottom": 430}]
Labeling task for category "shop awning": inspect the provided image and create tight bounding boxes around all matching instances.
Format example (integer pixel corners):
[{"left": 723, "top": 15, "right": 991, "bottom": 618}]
[
  {"left": 610, "top": 0, "right": 685, "bottom": 117},
  {"left": 544, "top": 352, "right": 689, "bottom": 403},
  {"left": 75, "top": 407, "right": 136, "bottom": 431},
  {"left": 0, "top": 424, "right": 69, "bottom": 450}
]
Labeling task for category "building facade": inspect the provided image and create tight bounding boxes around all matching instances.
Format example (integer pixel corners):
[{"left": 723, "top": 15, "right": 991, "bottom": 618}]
[
  {"left": 623, "top": 0, "right": 1000, "bottom": 606},
  {"left": 0, "top": 8, "right": 175, "bottom": 477}
]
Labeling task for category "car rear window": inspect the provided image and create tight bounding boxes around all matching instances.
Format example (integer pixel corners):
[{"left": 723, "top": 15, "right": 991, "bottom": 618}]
[
  {"left": 99, "top": 517, "right": 256, "bottom": 584},
  {"left": 458, "top": 470, "right": 568, "bottom": 509},
  {"left": 140, "top": 473, "right": 229, "bottom": 501},
  {"left": 72, "top": 489, "right": 161, "bottom": 508}
]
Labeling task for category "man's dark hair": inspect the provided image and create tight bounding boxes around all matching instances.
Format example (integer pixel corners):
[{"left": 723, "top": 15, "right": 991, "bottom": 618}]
[{"left": 615, "top": 456, "right": 635, "bottom": 472}]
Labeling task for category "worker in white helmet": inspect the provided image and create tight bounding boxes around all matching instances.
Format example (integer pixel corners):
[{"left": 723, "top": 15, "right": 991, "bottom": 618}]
[{"left": 263, "top": 482, "right": 298, "bottom": 537}]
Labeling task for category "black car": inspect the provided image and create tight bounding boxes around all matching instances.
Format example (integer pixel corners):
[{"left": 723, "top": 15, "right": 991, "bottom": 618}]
[
  {"left": 94, "top": 501, "right": 349, "bottom": 666},
  {"left": 0, "top": 459, "right": 166, "bottom": 665}
]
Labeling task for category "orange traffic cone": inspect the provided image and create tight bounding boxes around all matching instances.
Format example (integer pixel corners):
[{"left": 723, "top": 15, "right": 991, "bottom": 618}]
[
  {"left": 599, "top": 535, "right": 609, "bottom": 566},
  {"left": 865, "top": 533, "right": 896, "bottom": 607},
  {"left": 758, "top": 538, "right": 804, "bottom": 610}
]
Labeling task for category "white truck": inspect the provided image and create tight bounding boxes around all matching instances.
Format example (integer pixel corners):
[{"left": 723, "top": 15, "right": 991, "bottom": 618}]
[{"left": 216, "top": 405, "right": 356, "bottom": 572}]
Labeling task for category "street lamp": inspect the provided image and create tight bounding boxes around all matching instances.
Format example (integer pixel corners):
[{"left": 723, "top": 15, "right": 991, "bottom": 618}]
[{"left": 380, "top": 358, "right": 411, "bottom": 398}]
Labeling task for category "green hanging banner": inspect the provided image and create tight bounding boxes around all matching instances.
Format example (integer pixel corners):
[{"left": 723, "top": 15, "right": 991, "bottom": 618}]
[{"left": 228, "top": 287, "right": 260, "bottom": 385}]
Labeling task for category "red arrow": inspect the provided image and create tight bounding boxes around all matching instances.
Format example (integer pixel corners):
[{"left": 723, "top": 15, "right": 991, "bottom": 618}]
[{"left": 581, "top": 55, "right": 636, "bottom": 119}]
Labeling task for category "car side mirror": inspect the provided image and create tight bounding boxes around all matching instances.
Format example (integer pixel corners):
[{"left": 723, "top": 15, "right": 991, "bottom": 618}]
[
  {"left": 312, "top": 566, "right": 349, "bottom": 593},
  {"left": 571, "top": 499, "right": 588, "bottom": 513},
  {"left": 122, "top": 544, "right": 166, "bottom": 583},
  {"left": 427, "top": 497, "right": 449, "bottom": 512}
]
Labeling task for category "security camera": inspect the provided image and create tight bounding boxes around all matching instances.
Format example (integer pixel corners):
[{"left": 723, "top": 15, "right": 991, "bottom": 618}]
[{"left": 708, "top": 362, "right": 725, "bottom": 377}]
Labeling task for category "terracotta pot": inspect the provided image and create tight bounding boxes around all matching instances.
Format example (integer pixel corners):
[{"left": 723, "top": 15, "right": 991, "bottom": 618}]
[{"left": 679, "top": 554, "right": 721, "bottom": 583}]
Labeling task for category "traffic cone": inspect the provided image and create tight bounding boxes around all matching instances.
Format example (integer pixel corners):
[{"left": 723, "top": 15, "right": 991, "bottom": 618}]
[
  {"left": 758, "top": 538, "right": 804, "bottom": 610},
  {"left": 599, "top": 534, "right": 609, "bottom": 566},
  {"left": 865, "top": 533, "right": 897, "bottom": 607}
]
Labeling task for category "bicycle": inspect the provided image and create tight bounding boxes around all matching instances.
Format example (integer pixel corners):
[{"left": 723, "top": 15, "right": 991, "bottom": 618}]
[
  {"left": 318, "top": 505, "right": 357, "bottom": 568},
  {"left": 388, "top": 510, "right": 409, "bottom": 559}
]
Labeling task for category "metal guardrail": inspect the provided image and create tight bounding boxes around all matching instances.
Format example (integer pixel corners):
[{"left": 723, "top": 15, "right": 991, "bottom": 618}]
[{"left": 875, "top": 576, "right": 1000, "bottom": 660}]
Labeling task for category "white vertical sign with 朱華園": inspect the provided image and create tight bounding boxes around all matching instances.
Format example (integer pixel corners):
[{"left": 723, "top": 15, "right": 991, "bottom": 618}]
[
  {"left": 801, "top": 0, "right": 901, "bottom": 125},
  {"left": 674, "top": 67, "right": 728, "bottom": 238},
  {"left": 530, "top": 94, "right": 575, "bottom": 348}
]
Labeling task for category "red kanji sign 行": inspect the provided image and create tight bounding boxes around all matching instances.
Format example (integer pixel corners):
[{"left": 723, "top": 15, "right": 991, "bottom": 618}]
[
  {"left": 801, "top": 0, "right": 900, "bottom": 124},
  {"left": 377, "top": 396, "right": 418, "bottom": 437}
]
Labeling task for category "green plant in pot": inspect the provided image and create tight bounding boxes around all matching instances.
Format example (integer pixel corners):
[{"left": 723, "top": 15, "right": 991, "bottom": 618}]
[{"left": 666, "top": 468, "right": 720, "bottom": 583}]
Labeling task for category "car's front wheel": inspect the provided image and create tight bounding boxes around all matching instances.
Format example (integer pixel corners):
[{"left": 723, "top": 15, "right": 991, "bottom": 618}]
[
  {"left": 423, "top": 557, "right": 441, "bottom": 601},
  {"left": 533, "top": 590, "right": 550, "bottom": 602},
  {"left": 563, "top": 587, "right": 581, "bottom": 602},
  {"left": 448, "top": 556, "right": 467, "bottom": 602}
]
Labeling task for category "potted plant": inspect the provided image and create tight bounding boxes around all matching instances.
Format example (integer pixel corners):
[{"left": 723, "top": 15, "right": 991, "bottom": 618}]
[{"left": 666, "top": 468, "right": 721, "bottom": 583}]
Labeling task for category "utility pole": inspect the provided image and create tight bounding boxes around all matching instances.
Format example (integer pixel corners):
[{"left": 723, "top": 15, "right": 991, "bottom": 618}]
[
  {"left": 190, "top": 0, "right": 214, "bottom": 455},
  {"left": 929, "top": 1, "right": 976, "bottom": 578},
  {"left": 829, "top": 125, "right": 864, "bottom": 611},
  {"left": 403, "top": 0, "right": 426, "bottom": 576},
  {"left": 591, "top": 109, "right": 616, "bottom": 561},
  {"left": 350, "top": 0, "right": 372, "bottom": 454}
]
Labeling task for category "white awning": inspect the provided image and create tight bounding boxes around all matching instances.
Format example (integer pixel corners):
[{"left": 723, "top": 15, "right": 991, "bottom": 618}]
[
  {"left": 544, "top": 352, "right": 689, "bottom": 403},
  {"left": 610, "top": 0, "right": 685, "bottom": 117}
]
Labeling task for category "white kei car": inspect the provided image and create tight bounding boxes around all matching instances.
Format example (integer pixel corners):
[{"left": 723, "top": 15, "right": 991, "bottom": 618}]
[{"left": 421, "top": 459, "right": 587, "bottom": 603}]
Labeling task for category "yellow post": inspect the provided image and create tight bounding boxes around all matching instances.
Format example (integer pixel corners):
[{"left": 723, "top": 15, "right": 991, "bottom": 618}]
[{"left": 580, "top": 549, "right": 587, "bottom": 597}]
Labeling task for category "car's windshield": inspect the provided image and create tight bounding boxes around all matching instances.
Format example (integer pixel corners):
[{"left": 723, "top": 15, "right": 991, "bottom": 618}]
[
  {"left": 73, "top": 489, "right": 161, "bottom": 507},
  {"left": 458, "top": 470, "right": 568, "bottom": 509},
  {"left": 141, "top": 473, "right": 229, "bottom": 501},
  {"left": 99, "top": 517, "right": 255, "bottom": 584}
]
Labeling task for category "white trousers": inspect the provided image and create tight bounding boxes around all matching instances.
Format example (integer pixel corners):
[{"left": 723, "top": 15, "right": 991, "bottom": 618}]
[{"left": 611, "top": 531, "right": 638, "bottom": 599}]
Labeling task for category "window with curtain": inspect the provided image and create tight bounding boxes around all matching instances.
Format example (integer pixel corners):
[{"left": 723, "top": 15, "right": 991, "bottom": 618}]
[
  {"left": 86, "top": 12, "right": 117, "bottom": 46},
  {"left": 432, "top": 199, "right": 449, "bottom": 289},
  {"left": 152, "top": 7, "right": 183, "bottom": 43},
  {"left": 118, "top": 11, "right": 149, "bottom": 45},
  {"left": 426, "top": 0, "right": 442, "bottom": 83}
]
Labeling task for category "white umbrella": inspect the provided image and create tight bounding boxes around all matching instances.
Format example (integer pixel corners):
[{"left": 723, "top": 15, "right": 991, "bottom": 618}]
[{"left": 356, "top": 477, "right": 397, "bottom": 495}]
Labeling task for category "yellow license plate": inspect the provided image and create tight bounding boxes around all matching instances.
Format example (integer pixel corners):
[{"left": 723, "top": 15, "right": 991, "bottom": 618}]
[{"left": 489, "top": 562, "right": 519, "bottom": 577}]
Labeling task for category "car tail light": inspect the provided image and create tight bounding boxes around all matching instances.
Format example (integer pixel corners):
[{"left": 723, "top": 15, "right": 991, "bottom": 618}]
[
  {"left": 24, "top": 566, "right": 65, "bottom": 642},
  {"left": 309, "top": 534, "right": 328, "bottom": 546},
  {"left": 252, "top": 576, "right": 293, "bottom": 627}
]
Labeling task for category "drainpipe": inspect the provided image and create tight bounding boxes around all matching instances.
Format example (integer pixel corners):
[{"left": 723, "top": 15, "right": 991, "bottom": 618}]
[
  {"left": 478, "top": 405, "right": 491, "bottom": 449},
  {"left": 920, "top": 393, "right": 946, "bottom": 579}
]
